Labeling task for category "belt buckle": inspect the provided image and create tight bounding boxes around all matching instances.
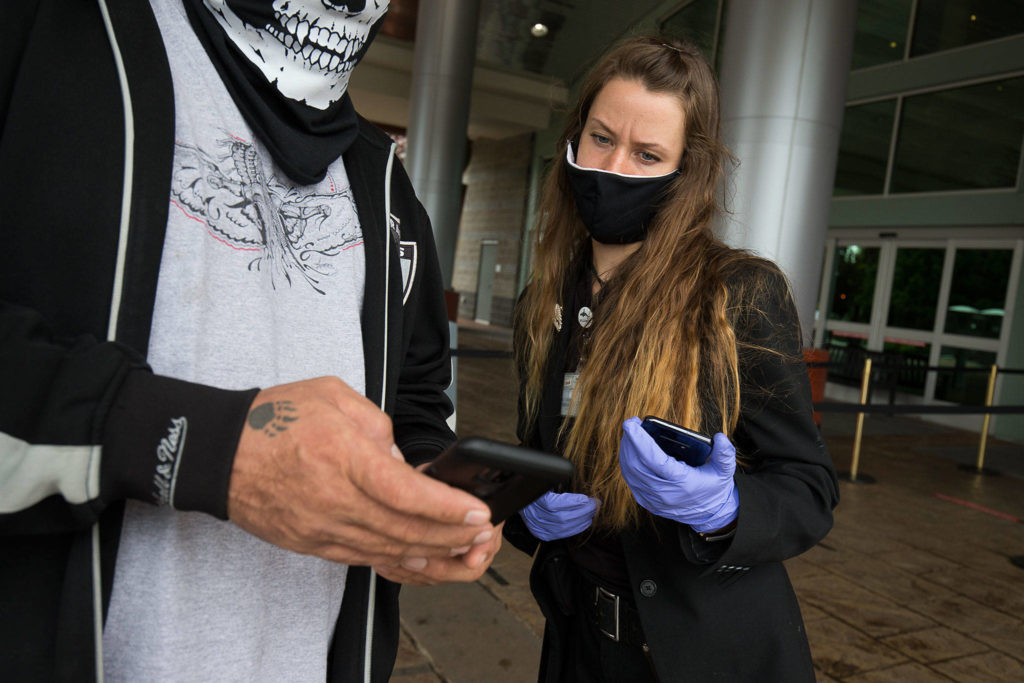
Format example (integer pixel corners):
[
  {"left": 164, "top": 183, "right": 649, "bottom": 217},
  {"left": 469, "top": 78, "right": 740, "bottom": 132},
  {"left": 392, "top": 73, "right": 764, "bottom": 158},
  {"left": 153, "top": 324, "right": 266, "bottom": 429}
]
[{"left": 594, "top": 585, "right": 620, "bottom": 642}]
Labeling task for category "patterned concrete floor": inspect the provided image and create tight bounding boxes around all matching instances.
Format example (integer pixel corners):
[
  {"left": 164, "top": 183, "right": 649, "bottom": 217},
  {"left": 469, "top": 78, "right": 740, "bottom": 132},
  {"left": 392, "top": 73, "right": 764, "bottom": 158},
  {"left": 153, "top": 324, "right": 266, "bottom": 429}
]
[{"left": 391, "top": 323, "right": 1024, "bottom": 682}]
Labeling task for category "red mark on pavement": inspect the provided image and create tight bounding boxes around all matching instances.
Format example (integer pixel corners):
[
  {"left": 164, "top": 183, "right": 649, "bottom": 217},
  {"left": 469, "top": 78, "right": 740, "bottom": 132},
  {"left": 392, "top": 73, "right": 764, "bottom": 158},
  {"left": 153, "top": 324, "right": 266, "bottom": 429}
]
[{"left": 934, "top": 493, "right": 1021, "bottom": 523}]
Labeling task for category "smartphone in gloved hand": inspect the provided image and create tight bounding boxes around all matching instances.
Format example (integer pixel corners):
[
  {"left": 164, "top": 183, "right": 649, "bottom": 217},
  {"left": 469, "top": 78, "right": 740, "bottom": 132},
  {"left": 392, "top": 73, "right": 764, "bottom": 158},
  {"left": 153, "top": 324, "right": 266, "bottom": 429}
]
[
  {"left": 424, "top": 437, "right": 574, "bottom": 523},
  {"left": 641, "top": 416, "right": 713, "bottom": 467}
]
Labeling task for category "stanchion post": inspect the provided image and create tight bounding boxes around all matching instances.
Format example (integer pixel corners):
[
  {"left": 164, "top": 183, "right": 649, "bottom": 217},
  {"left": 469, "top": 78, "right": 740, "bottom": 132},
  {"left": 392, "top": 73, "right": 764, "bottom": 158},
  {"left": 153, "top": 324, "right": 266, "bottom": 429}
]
[
  {"left": 849, "top": 357, "right": 872, "bottom": 482},
  {"left": 975, "top": 364, "right": 998, "bottom": 473},
  {"left": 957, "top": 363, "right": 1001, "bottom": 476}
]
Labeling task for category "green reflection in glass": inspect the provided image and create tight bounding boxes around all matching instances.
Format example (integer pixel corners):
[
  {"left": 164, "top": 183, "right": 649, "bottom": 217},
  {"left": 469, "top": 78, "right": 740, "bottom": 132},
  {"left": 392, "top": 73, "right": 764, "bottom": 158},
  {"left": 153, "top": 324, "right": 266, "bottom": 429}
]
[
  {"left": 835, "top": 99, "right": 897, "bottom": 196},
  {"left": 911, "top": 0, "right": 1024, "bottom": 57},
  {"left": 852, "top": 0, "right": 913, "bottom": 69},
  {"left": 828, "top": 246, "right": 879, "bottom": 323},
  {"left": 943, "top": 249, "right": 1012, "bottom": 339},
  {"left": 887, "top": 248, "right": 944, "bottom": 330},
  {"left": 891, "top": 76, "right": 1024, "bottom": 193},
  {"left": 935, "top": 346, "right": 996, "bottom": 405}
]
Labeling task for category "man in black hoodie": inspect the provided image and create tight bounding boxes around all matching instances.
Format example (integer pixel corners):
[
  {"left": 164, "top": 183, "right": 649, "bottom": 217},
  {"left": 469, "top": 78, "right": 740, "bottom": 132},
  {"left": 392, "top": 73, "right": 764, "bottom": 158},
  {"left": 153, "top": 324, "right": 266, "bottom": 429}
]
[{"left": 0, "top": 1, "right": 499, "bottom": 680}]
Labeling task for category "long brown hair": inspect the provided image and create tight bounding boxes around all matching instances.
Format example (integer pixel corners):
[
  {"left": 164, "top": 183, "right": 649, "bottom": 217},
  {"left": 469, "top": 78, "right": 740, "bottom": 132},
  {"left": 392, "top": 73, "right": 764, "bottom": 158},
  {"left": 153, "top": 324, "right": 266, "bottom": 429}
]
[{"left": 515, "top": 36, "right": 766, "bottom": 530}]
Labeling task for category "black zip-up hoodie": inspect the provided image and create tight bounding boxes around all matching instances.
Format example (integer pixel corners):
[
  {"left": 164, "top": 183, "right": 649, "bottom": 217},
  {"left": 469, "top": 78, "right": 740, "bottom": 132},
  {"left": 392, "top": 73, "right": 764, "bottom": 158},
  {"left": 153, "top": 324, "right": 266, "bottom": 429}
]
[{"left": 0, "top": 1, "right": 456, "bottom": 680}]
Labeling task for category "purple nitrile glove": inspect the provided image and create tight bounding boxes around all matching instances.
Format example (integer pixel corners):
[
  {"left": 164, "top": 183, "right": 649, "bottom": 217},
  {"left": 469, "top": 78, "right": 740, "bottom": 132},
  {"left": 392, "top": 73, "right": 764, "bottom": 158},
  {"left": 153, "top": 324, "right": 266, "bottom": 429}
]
[
  {"left": 519, "top": 490, "right": 600, "bottom": 541},
  {"left": 618, "top": 417, "right": 738, "bottom": 533}
]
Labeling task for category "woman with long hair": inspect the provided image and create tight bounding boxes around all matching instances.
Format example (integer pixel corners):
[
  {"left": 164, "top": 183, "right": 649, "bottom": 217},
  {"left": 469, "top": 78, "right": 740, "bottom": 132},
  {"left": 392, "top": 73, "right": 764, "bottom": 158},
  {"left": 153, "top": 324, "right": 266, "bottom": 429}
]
[{"left": 505, "top": 36, "right": 839, "bottom": 682}]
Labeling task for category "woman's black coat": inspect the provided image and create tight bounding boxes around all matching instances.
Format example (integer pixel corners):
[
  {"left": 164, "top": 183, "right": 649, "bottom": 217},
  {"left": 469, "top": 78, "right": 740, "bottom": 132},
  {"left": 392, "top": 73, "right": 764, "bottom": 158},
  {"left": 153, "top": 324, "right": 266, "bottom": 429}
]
[{"left": 504, "top": 260, "right": 840, "bottom": 682}]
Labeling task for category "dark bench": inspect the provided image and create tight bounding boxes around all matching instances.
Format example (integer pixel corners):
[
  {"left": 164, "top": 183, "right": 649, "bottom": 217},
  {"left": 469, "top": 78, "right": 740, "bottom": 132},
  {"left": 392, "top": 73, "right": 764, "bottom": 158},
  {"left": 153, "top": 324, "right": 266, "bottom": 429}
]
[{"left": 823, "top": 343, "right": 928, "bottom": 403}]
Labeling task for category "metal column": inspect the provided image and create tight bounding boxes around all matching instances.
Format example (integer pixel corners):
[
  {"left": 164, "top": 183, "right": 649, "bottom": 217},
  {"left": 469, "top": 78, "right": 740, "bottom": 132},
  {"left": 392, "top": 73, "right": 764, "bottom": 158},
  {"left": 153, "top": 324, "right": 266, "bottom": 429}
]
[
  {"left": 715, "top": 0, "right": 857, "bottom": 343},
  {"left": 404, "top": 0, "right": 482, "bottom": 289}
]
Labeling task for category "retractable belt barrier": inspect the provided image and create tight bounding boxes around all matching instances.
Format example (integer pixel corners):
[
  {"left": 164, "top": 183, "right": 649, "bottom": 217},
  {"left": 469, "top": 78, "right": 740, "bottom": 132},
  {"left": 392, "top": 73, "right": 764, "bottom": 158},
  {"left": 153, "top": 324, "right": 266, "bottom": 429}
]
[
  {"left": 804, "top": 360, "right": 1024, "bottom": 481},
  {"left": 451, "top": 348, "right": 1023, "bottom": 480}
]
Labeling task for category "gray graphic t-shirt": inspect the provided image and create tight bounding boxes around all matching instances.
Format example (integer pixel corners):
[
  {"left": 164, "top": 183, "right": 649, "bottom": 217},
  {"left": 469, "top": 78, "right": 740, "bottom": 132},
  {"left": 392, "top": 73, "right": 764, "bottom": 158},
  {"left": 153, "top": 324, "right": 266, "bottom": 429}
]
[{"left": 103, "top": 2, "right": 364, "bottom": 680}]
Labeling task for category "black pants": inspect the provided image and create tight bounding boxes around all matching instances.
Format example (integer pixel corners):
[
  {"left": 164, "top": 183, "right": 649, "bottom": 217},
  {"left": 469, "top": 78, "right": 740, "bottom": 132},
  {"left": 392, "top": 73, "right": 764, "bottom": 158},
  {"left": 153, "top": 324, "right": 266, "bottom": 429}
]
[{"left": 539, "top": 576, "right": 660, "bottom": 683}]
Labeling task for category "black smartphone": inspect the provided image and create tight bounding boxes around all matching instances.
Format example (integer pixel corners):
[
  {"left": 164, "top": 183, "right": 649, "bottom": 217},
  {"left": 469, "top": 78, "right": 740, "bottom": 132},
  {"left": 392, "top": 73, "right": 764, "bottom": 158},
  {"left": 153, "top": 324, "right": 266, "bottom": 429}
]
[
  {"left": 424, "top": 437, "right": 575, "bottom": 524},
  {"left": 640, "top": 416, "right": 713, "bottom": 467}
]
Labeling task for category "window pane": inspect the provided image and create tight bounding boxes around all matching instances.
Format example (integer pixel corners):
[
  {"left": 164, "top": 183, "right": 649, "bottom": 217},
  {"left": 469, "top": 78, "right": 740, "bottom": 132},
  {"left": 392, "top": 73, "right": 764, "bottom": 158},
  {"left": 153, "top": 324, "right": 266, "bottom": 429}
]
[
  {"left": 911, "top": 0, "right": 1024, "bottom": 57},
  {"left": 661, "top": 0, "right": 720, "bottom": 62},
  {"left": 890, "top": 76, "right": 1024, "bottom": 193},
  {"left": 828, "top": 246, "right": 879, "bottom": 323},
  {"left": 935, "top": 346, "right": 996, "bottom": 405},
  {"left": 834, "top": 99, "right": 896, "bottom": 195},
  {"left": 943, "top": 249, "right": 1012, "bottom": 339},
  {"left": 851, "top": 0, "right": 913, "bottom": 69},
  {"left": 887, "top": 248, "right": 944, "bottom": 330},
  {"left": 882, "top": 339, "right": 931, "bottom": 396}
]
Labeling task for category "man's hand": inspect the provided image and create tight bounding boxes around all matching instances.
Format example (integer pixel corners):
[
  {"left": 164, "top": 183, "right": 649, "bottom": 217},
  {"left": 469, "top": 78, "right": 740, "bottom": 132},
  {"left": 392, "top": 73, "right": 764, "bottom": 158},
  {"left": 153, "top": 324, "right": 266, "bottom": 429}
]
[
  {"left": 373, "top": 522, "right": 504, "bottom": 586},
  {"left": 227, "top": 377, "right": 494, "bottom": 567}
]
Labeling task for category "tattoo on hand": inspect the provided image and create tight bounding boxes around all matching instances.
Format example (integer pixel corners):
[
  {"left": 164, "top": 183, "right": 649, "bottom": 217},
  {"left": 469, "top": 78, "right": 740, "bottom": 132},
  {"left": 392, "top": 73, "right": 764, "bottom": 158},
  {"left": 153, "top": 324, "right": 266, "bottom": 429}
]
[{"left": 248, "top": 400, "right": 298, "bottom": 437}]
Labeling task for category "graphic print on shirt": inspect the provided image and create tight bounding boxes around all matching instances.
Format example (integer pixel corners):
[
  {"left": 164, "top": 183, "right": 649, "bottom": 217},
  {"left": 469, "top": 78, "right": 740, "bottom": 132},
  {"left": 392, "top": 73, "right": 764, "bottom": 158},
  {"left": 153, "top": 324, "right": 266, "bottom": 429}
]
[{"left": 170, "top": 134, "right": 361, "bottom": 294}]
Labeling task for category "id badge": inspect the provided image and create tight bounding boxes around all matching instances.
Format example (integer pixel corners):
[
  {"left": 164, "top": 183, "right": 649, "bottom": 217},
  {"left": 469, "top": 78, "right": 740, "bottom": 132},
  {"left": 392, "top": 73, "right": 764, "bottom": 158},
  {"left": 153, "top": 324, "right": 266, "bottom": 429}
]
[{"left": 561, "top": 372, "right": 579, "bottom": 417}]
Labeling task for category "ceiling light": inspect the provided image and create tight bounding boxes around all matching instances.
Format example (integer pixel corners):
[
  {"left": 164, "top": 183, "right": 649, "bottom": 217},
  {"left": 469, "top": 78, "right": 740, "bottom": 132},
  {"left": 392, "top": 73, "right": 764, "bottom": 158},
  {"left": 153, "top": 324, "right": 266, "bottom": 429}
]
[{"left": 531, "top": 23, "right": 549, "bottom": 38}]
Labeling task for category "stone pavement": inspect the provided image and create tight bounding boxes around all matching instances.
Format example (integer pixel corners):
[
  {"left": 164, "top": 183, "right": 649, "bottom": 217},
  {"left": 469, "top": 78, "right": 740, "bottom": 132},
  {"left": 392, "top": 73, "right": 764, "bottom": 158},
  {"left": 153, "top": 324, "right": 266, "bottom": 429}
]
[{"left": 390, "top": 323, "right": 1024, "bottom": 682}]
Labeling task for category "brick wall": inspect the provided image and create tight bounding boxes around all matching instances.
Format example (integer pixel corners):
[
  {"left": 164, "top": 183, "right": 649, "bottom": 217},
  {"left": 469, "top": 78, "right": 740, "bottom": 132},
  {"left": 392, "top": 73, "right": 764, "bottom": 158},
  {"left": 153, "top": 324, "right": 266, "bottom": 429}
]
[{"left": 452, "top": 134, "right": 533, "bottom": 327}]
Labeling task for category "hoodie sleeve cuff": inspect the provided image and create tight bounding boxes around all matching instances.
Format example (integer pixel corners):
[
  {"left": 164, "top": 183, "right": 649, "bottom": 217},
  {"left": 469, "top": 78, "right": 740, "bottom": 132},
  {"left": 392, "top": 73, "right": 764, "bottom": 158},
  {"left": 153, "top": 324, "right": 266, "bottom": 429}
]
[{"left": 100, "top": 369, "right": 259, "bottom": 519}]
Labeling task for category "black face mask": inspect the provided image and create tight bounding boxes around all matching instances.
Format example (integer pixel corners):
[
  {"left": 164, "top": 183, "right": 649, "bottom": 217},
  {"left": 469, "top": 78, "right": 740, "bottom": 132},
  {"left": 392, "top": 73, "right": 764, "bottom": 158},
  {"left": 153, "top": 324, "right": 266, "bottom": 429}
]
[{"left": 565, "top": 143, "right": 679, "bottom": 244}]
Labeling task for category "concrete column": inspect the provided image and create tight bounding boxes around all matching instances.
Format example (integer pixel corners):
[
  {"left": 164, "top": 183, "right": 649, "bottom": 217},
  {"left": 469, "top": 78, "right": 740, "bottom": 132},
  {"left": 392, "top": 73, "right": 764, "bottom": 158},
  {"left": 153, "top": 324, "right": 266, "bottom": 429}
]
[
  {"left": 405, "top": 0, "right": 481, "bottom": 288},
  {"left": 715, "top": 0, "right": 857, "bottom": 343}
]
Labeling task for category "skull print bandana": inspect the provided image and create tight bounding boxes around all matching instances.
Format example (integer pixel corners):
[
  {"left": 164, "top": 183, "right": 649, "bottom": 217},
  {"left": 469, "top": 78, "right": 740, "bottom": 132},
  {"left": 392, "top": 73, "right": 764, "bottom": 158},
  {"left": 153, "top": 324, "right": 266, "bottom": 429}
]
[{"left": 184, "top": 0, "right": 389, "bottom": 184}]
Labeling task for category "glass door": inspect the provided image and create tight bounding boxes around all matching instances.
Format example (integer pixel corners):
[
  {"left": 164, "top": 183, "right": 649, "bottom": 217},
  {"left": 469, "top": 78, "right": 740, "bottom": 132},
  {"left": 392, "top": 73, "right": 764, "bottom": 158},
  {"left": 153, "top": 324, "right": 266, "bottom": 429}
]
[
  {"left": 815, "top": 239, "right": 885, "bottom": 388},
  {"left": 815, "top": 236, "right": 1021, "bottom": 412},
  {"left": 933, "top": 245, "right": 1017, "bottom": 406}
]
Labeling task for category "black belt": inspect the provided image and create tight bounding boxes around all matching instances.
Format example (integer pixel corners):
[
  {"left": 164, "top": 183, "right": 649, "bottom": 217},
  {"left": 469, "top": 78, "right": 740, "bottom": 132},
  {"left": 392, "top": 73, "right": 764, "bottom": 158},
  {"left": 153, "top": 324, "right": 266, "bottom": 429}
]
[{"left": 581, "top": 578, "right": 648, "bottom": 651}]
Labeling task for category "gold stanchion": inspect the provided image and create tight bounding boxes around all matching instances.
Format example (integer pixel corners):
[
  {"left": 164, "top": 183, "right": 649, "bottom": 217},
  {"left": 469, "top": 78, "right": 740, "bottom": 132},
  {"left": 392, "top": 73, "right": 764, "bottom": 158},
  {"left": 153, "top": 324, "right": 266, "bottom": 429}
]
[
  {"left": 959, "top": 364, "right": 1000, "bottom": 476},
  {"left": 840, "top": 357, "right": 875, "bottom": 483},
  {"left": 976, "top": 364, "right": 998, "bottom": 470}
]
